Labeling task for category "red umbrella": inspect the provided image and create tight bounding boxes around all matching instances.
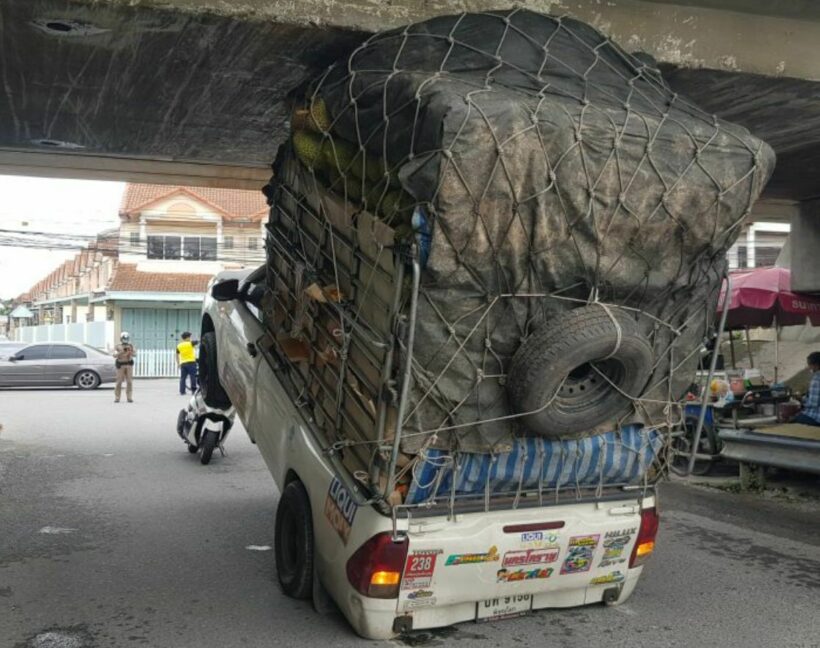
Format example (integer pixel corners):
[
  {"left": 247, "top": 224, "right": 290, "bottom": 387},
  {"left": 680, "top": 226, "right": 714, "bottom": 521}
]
[{"left": 718, "top": 266, "right": 820, "bottom": 329}]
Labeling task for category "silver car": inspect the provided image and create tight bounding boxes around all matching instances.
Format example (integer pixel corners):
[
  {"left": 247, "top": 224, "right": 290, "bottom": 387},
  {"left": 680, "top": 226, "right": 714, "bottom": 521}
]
[
  {"left": 0, "top": 342, "right": 25, "bottom": 360},
  {"left": 0, "top": 342, "right": 118, "bottom": 389}
]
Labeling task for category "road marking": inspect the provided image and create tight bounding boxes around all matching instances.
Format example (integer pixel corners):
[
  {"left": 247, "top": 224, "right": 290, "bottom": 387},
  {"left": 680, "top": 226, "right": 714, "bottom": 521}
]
[
  {"left": 245, "top": 545, "right": 271, "bottom": 551},
  {"left": 38, "top": 526, "right": 77, "bottom": 535}
]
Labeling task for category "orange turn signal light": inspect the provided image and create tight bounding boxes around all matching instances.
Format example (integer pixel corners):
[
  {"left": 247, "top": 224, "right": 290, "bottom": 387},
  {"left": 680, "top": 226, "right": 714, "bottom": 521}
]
[
  {"left": 370, "top": 571, "right": 401, "bottom": 586},
  {"left": 635, "top": 540, "right": 655, "bottom": 558}
]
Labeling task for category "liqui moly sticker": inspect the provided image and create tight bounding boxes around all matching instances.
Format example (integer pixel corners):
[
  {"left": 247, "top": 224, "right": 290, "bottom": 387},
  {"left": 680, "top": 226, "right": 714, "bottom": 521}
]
[{"left": 324, "top": 478, "right": 357, "bottom": 544}]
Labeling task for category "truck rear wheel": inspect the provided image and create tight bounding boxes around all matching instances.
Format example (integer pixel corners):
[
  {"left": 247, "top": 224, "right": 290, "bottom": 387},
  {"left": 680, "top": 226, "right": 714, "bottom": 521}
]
[
  {"left": 506, "top": 305, "right": 653, "bottom": 439},
  {"left": 275, "top": 481, "right": 314, "bottom": 600}
]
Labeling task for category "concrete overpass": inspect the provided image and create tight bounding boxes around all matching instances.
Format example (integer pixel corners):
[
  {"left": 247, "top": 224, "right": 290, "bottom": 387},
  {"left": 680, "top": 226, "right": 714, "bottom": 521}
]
[{"left": 1, "top": 0, "right": 819, "bottom": 284}]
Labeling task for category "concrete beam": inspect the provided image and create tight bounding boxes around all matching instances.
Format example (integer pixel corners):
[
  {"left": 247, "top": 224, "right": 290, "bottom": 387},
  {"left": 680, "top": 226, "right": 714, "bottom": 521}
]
[
  {"left": 0, "top": 150, "right": 270, "bottom": 190},
  {"left": 791, "top": 200, "right": 820, "bottom": 293},
  {"left": 87, "top": 0, "right": 820, "bottom": 79}
]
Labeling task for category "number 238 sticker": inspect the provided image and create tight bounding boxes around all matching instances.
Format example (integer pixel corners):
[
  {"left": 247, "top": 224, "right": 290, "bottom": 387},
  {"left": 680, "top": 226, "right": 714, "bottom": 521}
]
[{"left": 402, "top": 550, "right": 441, "bottom": 590}]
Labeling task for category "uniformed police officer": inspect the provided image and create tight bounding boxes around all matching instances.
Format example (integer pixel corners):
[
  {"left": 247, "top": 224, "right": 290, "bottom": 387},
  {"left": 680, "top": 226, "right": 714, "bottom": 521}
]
[{"left": 112, "top": 331, "right": 136, "bottom": 403}]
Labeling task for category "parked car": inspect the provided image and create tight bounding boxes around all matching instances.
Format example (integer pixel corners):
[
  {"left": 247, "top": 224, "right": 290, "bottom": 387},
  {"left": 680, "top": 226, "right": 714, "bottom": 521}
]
[
  {"left": 200, "top": 267, "right": 659, "bottom": 640},
  {"left": 0, "top": 342, "right": 25, "bottom": 360},
  {"left": 0, "top": 342, "right": 117, "bottom": 389}
]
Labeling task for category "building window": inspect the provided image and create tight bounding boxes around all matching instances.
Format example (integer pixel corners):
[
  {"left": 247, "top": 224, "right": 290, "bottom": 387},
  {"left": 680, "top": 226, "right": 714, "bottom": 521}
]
[
  {"left": 183, "top": 237, "right": 200, "bottom": 260},
  {"left": 223, "top": 236, "right": 234, "bottom": 250},
  {"left": 734, "top": 245, "right": 782, "bottom": 269},
  {"left": 248, "top": 237, "right": 258, "bottom": 250},
  {"left": 149, "top": 235, "right": 216, "bottom": 261},
  {"left": 200, "top": 237, "right": 217, "bottom": 261},
  {"left": 147, "top": 235, "right": 181, "bottom": 260},
  {"left": 130, "top": 232, "right": 140, "bottom": 249}
]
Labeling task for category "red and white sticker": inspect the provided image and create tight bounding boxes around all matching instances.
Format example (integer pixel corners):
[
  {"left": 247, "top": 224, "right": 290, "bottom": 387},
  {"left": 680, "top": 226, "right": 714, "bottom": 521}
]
[{"left": 402, "top": 551, "right": 439, "bottom": 590}]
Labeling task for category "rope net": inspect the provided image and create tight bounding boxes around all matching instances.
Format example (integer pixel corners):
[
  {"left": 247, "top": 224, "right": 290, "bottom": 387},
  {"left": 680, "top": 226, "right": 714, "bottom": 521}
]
[{"left": 261, "top": 9, "right": 774, "bottom": 508}]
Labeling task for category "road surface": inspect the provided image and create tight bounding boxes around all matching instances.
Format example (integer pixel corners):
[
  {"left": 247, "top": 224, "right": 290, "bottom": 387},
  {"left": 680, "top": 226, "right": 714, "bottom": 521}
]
[{"left": 1, "top": 380, "right": 818, "bottom": 647}]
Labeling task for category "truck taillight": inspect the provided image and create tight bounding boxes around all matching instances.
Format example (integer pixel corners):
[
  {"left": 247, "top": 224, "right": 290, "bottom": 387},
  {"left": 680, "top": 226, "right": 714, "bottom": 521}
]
[
  {"left": 629, "top": 506, "right": 659, "bottom": 568},
  {"left": 346, "top": 532, "right": 408, "bottom": 599}
]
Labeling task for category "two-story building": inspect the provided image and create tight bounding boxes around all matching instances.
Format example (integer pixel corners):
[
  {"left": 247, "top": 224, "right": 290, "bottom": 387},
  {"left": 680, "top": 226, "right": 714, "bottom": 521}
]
[{"left": 16, "top": 183, "right": 267, "bottom": 369}]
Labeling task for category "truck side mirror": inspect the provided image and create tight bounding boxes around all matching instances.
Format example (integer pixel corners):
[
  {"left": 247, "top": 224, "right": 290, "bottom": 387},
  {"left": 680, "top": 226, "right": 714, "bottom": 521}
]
[{"left": 211, "top": 279, "right": 239, "bottom": 302}]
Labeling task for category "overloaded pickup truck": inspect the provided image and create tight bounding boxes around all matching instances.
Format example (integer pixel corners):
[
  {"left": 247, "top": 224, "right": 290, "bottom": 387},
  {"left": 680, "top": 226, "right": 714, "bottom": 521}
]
[
  {"left": 198, "top": 265, "right": 659, "bottom": 639},
  {"left": 193, "top": 8, "right": 771, "bottom": 640}
]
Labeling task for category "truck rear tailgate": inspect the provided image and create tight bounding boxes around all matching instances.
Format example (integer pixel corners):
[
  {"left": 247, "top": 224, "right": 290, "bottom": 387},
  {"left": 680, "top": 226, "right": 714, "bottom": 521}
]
[{"left": 398, "top": 497, "right": 651, "bottom": 623}]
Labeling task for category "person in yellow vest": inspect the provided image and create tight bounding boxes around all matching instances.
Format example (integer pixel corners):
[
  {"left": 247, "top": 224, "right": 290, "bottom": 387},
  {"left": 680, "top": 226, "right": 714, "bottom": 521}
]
[
  {"left": 176, "top": 332, "right": 198, "bottom": 395},
  {"left": 112, "top": 331, "right": 136, "bottom": 403}
]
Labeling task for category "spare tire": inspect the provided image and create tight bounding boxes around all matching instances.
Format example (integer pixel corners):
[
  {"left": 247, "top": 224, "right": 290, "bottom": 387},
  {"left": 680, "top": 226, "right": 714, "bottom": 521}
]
[{"left": 506, "top": 305, "right": 653, "bottom": 439}]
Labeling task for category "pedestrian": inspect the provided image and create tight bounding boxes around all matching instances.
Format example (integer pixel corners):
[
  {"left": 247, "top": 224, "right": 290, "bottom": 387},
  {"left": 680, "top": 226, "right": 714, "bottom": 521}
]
[
  {"left": 112, "top": 331, "right": 136, "bottom": 403},
  {"left": 792, "top": 351, "right": 820, "bottom": 427},
  {"left": 176, "top": 332, "right": 198, "bottom": 396}
]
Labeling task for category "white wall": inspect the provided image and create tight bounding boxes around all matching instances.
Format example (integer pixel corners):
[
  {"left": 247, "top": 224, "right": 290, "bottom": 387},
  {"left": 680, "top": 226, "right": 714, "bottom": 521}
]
[{"left": 15, "top": 321, "right": 116, "bottom": 350}]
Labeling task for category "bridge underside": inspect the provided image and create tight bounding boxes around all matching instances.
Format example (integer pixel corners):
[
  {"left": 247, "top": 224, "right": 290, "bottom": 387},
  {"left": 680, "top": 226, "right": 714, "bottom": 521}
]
[{"left": 1, "top": 0, "right": 819, "bottom": 202}]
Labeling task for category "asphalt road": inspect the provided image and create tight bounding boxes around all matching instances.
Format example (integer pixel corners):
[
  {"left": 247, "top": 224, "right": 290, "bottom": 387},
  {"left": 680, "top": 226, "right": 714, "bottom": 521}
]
[{"left": 1, "top": 380, "right": 818, "bottom": 648}]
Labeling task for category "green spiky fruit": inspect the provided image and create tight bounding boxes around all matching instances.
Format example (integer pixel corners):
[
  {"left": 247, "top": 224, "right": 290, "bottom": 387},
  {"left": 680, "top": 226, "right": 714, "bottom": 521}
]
[
  {"left": 291, "top": 98, "right": 332, "bottom": 133},
  {"left": 292, "top": 130, "right": 325, "bottom": 169},
  {"left": 323, "top": 138, "right": 360, "bottom": 179},
  {"left": 343, "top": 176, "right": 364, "bottom": 202}
]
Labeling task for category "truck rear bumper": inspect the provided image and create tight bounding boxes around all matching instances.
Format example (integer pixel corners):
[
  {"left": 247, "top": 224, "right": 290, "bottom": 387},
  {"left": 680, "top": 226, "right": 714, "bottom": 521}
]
[{"left": 344, "top": 566, "right": 644, "bottom": 639}]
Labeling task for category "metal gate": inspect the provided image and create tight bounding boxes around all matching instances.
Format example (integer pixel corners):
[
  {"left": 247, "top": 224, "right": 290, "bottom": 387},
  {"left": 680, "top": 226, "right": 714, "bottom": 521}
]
[{"left": 122, "top": 308, "right": 201, "bottom": 377}]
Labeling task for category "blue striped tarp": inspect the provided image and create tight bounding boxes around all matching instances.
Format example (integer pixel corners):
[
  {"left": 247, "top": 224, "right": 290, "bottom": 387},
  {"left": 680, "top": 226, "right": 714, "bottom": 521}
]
[{"left": 406, "top": 425, "right": 663, "bottom": 505}]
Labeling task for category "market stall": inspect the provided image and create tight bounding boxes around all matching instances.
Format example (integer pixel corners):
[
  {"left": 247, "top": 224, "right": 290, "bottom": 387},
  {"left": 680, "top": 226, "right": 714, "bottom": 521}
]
[{"left": 672, "top": 267, "right": 820, "bottom": 480}]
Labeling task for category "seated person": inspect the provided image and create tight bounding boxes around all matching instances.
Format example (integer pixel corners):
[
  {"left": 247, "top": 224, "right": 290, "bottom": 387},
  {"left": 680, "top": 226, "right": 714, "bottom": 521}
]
[{"left": 792, "top": 352, "right": 820, "bottom": 427}]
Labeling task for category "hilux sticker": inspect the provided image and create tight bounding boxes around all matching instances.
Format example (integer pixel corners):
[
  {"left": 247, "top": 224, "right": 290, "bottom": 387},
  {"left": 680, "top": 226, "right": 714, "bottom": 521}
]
[
  {"left": 445, "top": 546, "right": 500, "bottom": 566},
  {"left": 402, "top": 551, "right": 440, "bottom": 590},
  {"left": 502, "top": 548, "right": 560, "bottom": 568},
  {"left": 598, "top": 528, "right": 635, "bottom": 567},
  {"left": 323, "top": 477, "right": 357, "bottom": 545},
  {"left": 590, "top": 571, "right": 626, "bottom": 585},
  {"left": 560, "top": 534, "right": 600, "bottom": 575}
]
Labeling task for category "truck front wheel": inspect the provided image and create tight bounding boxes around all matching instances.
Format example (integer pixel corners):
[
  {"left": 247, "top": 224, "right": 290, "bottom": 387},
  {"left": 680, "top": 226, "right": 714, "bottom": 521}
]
[
  {"left": 199, "top": 332, "right": 231, "bottom": 409},
  {"left": 275, "top": 481, "right": 314, "bottom": 600}
]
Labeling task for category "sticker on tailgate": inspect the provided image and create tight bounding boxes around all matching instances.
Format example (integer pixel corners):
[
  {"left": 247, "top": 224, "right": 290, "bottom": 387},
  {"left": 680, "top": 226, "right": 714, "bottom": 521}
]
[
  {"left": 560, "top": 534, "right": 600, "bottom": 575},
  {"left": 497, "top": 567, "right": 553, "bottom": 582},
  {"left": 598, "top": 527, "right": 636, "bottom": 567},
  {"left": 445, "top": 546, "right": 500, "bottom": 566},
  {"left": 502, "top": 548, "right": 560, "bottom": 568},
  {"left": 402, "top": 550, "right": 441, "bottom": 590}
]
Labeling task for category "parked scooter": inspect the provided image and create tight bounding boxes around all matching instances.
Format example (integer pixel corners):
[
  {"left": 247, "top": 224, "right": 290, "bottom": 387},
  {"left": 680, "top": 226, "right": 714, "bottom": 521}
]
[{"left": 176, "top": 391, "right": 235, "bottom": 465}]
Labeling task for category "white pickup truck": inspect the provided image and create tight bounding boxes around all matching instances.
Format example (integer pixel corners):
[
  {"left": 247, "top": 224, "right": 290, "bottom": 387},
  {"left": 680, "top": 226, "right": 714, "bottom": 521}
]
[{"left": 198, "top": 266, "right": 660, "bottom": 640}]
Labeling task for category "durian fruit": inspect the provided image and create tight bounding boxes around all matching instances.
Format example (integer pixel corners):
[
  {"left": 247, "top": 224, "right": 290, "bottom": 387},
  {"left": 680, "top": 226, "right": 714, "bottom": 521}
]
[
  {"left": 293, "top": 130, "right": 325, "bottom": 169},
  {"left": 291, "top": 98, "right": 332, "bottom": 133},
  {"left": 323, "top": 138, "right": 360, "bottom": 179}
]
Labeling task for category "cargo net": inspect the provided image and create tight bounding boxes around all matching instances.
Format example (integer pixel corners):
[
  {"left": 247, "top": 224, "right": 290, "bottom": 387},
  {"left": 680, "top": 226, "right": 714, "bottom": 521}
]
[{"left": 262, "top": 9, "right": 774, "bottom": 510}]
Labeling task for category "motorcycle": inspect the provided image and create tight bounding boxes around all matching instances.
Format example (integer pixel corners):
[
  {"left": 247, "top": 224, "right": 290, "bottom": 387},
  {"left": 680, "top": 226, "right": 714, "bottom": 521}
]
[{"left": 176, "top": 391, "right": 235, "bottom": 465}]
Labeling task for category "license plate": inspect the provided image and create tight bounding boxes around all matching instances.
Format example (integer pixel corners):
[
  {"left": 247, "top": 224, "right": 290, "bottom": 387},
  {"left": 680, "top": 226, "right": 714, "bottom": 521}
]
[{"left": 476, "top": 594, "right": 532, "bottom": 622}]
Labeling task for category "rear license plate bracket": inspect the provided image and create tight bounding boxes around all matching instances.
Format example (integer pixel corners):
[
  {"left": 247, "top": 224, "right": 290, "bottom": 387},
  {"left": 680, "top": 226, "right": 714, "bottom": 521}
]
[{"left": 476, "top": 594, "right": 532, "bottom": 622}]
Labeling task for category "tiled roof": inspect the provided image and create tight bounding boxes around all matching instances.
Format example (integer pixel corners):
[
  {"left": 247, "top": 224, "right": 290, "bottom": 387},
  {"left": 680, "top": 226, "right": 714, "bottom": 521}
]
[
  {"left": 107, "top": 264, "right": 213, "bottom": 294},
  {"left": 120, "top": 184, "right": 267, "bottom": 222}
]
